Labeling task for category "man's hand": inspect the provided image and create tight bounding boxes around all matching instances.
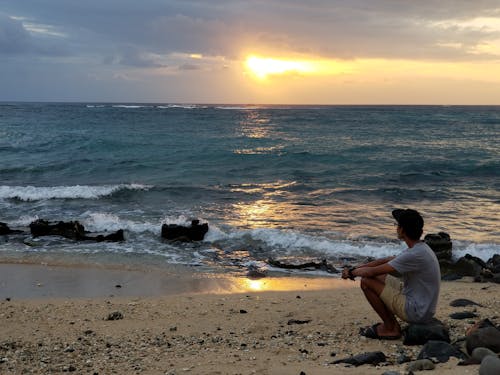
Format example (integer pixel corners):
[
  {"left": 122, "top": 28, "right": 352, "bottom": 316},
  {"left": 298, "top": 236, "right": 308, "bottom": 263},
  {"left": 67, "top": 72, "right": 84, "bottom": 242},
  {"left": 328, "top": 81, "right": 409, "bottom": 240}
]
[{"left": 342, "top": 267, "right": 356, "bottom": 280}]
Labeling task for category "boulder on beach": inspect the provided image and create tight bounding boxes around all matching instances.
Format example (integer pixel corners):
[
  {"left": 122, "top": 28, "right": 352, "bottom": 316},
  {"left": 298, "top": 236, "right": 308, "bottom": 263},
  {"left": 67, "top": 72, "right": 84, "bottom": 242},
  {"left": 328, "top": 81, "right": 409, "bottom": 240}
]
[{"left": 403, "top": 319, "right": 450, "bottom": 345}]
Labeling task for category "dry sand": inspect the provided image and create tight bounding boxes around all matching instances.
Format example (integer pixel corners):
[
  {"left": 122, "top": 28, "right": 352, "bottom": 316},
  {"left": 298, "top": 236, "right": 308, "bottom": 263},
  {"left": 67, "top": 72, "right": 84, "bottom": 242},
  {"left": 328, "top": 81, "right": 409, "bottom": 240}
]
[{"left": 0, "top": 263, "right": 498, "bottom": 374}]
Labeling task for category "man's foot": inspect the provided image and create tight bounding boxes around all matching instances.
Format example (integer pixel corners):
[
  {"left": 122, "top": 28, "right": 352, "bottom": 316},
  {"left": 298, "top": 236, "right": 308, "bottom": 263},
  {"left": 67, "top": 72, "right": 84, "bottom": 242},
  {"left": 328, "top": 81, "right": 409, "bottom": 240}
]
[{"left": 360, "top": 323, "right": 401, "bottom": 340}]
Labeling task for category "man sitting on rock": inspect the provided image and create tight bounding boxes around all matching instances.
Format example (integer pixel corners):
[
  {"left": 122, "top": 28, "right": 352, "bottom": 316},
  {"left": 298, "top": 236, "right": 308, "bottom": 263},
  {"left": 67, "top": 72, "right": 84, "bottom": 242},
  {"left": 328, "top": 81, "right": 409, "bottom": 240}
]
[{"left": 342, "top": 209, "right": 441, "bottom": 339}]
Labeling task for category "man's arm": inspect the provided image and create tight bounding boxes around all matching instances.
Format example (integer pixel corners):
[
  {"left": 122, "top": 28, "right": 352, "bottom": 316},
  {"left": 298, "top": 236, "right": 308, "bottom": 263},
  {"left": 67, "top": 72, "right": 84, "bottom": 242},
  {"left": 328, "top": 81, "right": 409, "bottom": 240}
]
[
  {"left": 356, "top": 256, "right": 395, "bottom": 269},
  {"left": 353, "top": 262, "right": 395, "bottom": 278}
]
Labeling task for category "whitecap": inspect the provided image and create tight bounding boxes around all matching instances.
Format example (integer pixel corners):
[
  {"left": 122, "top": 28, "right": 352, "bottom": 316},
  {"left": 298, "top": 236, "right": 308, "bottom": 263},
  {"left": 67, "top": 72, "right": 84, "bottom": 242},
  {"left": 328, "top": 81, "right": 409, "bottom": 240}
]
[{"left": 0, "top": 184, "right": 152, "bottom": 201}]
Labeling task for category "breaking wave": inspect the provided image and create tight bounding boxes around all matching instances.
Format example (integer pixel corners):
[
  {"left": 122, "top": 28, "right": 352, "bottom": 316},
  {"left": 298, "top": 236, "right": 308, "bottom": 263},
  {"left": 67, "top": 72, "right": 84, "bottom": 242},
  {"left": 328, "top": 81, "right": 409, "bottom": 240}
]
[{"left": 0, "top": 184, "right": 152, "bottom": 201}]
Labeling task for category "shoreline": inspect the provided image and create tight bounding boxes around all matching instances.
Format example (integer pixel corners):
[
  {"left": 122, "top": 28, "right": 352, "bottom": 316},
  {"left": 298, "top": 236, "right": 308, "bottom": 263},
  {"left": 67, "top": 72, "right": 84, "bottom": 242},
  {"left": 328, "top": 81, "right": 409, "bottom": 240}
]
[{"left": 0, "top": 262, "right": 354, "bottom": 300}]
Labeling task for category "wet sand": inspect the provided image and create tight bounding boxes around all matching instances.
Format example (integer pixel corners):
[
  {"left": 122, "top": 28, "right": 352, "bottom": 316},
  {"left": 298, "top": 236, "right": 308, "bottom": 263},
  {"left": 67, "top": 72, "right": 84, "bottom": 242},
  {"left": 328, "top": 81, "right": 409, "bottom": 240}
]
[{"left": 0, "top": 263, "right": 498, "bottom": 374}]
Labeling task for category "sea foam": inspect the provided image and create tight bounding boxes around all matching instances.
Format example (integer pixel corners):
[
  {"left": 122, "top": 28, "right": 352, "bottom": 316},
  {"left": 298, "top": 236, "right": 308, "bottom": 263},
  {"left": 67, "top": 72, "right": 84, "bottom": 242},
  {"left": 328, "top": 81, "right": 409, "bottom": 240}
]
[{"left": 0, "top": 184, "right": 151, "bottom": 201}]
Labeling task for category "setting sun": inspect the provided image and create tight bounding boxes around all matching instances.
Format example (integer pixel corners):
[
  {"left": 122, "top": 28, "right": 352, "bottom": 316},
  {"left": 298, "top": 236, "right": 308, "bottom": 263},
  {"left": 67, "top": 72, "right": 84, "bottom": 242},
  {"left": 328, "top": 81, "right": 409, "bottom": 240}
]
[
  {"left": 245, "top": 56, "right": 315, "bottom": 79},
  {"left": 245, "top": 55, "right": 352, "bottom": 80}
]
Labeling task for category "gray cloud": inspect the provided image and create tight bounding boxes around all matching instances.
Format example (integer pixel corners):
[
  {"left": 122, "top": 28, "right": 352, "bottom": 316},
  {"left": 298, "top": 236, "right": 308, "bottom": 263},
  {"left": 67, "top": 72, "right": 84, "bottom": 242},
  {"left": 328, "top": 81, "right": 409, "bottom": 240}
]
[{"left": 0, "top": 1, "right": 499, "bottom": 102}]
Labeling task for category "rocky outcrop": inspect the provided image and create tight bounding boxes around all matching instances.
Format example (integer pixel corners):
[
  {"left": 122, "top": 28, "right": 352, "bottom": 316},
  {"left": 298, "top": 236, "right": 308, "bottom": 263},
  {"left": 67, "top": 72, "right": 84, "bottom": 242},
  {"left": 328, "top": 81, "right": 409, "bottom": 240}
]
[
  {"left": 29, "top": 219, "right": 124, "bottom": 242},
  {"left": 425, "top": 232, "right": 452, "bottom": 260},
  {"left": 161, "top": 220, "right": 208, "bottom": 241},
  {"left": 0, "top": 222, "right": 23, "bottom": 235}
]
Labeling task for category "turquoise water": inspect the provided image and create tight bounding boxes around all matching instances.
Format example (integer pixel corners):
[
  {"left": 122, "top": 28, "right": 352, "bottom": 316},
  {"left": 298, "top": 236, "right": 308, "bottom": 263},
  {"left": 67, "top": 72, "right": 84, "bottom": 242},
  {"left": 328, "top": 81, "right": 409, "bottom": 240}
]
[{"left": 0, "top": 103, "right": 498, "bottom": 275}]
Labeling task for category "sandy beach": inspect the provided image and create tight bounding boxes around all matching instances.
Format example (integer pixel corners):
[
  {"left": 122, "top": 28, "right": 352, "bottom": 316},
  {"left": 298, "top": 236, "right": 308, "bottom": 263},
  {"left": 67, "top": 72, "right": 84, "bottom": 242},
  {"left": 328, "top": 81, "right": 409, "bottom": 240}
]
[{"left": 0, "top": 264, "right": 498, "bottom": 374}]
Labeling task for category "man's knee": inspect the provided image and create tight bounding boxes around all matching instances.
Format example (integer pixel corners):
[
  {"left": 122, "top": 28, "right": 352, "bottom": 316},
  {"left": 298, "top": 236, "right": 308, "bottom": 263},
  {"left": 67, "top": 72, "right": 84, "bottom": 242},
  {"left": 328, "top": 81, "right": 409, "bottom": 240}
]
[{"left": 360, "top": 276, "right": 385, "bottom": 295}]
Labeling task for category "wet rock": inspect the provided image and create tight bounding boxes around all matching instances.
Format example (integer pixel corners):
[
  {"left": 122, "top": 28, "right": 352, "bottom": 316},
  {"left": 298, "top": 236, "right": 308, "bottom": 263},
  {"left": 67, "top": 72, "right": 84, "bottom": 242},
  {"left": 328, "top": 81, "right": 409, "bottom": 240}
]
[
  {"left": 0, "top": 222, "right": 23, "bottom": 235},
  {"left": 480, "top": 355, "right": 500, "bottom": 375},
  {"left": 449, "top": 311, "right": 478, "bottom": 320},
  {"left": 29, "top": 219, "right": 124, "bottom": 242},
  {"left": 450, "top": 298, "right": 482, "bottom": 307},
  {"left": 106, "top": 311, "right": 124, "bottom": 321},
  {"left": 267, "top": 258, "right": 338, "bottom": 273},
  {"left": 161, "top": 220, "right": 208, "bottom": 241},
  {"left": 403, "top": 319, "right": 450, "bottom": 345},
  {"left": 486, "top": 255, "right": 500, "bottom": 274},
  {"left": 466, "top": 327, "right": 500, "bottom": 354},
  {"left": 406, "top": 359, "right": 436, "bottom": 372},
  {"left": 331, "top": 351, "right": 386, "bottom": 366},
  {"left": 417, "top": 340, "right": 466, "bottom": 363}
]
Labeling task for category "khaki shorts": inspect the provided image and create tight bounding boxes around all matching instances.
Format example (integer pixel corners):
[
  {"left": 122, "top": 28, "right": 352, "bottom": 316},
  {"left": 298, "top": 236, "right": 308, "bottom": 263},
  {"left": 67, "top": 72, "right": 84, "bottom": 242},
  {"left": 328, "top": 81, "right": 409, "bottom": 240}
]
[{"left": 380, "top": 275, "right": 407, "bottom": 321}]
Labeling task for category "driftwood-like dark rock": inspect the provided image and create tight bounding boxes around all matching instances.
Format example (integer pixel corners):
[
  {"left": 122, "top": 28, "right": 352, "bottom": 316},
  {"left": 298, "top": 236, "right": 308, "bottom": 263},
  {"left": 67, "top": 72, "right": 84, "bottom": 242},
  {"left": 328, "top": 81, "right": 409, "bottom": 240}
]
[
  {"left": 450, "top": 298, "right": 483, "bottom": 307},
  {"left": 0, "top": 222, "right": 23, "bottom": 235},
  {"left": 332, "top": 351, "right": 386, "bottom": 366},
  {"left": 449, "top": 311, "right": 478, "bottom": 320},
  {"left": 161, "top": 220, "right": 208, "bottom": 241},
  {"left": 29, "top": 219, "right": 124, "bottom": 242},
  {"left": 267, "top": 258, "right": 338, "bottom": 273}
]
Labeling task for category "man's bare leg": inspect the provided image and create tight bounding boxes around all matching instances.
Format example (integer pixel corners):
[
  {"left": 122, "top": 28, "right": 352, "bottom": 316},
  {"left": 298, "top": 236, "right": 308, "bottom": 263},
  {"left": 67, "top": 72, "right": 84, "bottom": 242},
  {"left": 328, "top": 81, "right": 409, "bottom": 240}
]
[{"left": 360, "top": 275, "right": 401, "bottom": 337}]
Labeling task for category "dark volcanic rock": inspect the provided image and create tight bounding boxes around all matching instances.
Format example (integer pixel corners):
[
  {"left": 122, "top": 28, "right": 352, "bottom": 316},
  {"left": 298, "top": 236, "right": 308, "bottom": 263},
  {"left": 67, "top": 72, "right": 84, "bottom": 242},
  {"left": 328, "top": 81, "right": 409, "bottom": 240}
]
[
  {"left": 29, "top": 219, "right": 124, "bottom": 242},
  {"left": 332, "top": 351, "right": 387, "bottom": 366},
  {"left": 480, "top": 355, "right": 500, "bottom": 375},
  {"left": 0, "top": 222, "right": 23, "bottom": 235},
  {"left": 106, "top": 311, "right": 124, "bottom": 321},
  {"left": 486, "top": 255, "right": 500, "bottom": 273},
  {"left": 403, "top": 319, "right": 450, "bottom": 345},
  {"left": 161, "top": 219, "right": 208, "bottom": 241},
  {"left": 440, "top": 254, "right": 485, "bottom": 278},
  {"left": 267, "top": 258, "right": 338, "bottom": 273},
  {"left": 425, "top": 232, "right": 452, "bottom": 260},
  {"left": 417, "top": 340, "right": 466, "bottom": 363},
  {"left": 449, "top": 311, "right": 479, "bottom": 320},
  {"left": 466, "top": 327, "right": 500, "bottom": 354},
  {"left": 450, "top": 298, "right": 483, "bottom": 307}
]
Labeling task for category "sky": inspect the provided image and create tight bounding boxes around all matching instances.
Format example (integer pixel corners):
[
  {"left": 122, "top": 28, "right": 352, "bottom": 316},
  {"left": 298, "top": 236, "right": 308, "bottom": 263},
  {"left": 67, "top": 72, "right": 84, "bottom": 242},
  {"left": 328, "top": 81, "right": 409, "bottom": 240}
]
[{"left": 1, "top": 0, "right": 500, "bottom": 104}]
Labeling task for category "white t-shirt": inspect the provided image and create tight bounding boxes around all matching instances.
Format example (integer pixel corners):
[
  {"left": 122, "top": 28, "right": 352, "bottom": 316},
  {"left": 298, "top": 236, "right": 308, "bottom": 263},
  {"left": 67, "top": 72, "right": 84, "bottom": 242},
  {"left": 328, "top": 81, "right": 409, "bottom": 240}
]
[{"left": 389, "top": 241, "right": 441, "bottom": 323}]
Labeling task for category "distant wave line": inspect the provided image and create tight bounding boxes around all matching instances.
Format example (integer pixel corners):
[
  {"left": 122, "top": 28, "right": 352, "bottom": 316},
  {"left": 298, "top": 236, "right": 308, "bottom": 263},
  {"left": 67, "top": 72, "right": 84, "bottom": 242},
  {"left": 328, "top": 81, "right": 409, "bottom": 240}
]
[{"left": 0, "top": 184, "right": 152, "bottom": 201}]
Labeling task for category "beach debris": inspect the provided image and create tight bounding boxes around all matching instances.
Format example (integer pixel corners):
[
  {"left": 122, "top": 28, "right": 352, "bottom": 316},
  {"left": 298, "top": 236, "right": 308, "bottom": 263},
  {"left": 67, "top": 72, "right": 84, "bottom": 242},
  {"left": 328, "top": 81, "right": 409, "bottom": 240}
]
[
  {"left": 450, "top": 298, "right": 483, "bottom": 307},
  {"left": 161, "top": 219, "right": 208, "bottom": 241},
  {"left": 105, "top": 311, "right": 124, "bottom": 321},
  {"left": 331, "top": 351, "right": 387, "bottom": 366},
  {"left": 417, "top": 340, "right": 467, "bottom": 363},
  {"left": 29, "top": 219, "right": 124, "bottom": 242},
  {"left": 406, "top": 358, "right": 436, "bottom": 372},
  {"left": 449, "top": 311, "right": 478, "bottom": 320},
  {"left": 0, "top": 222, "right": 23, "bottom": 235},
  {"left": 287, "top": 319, "right": 311, "bottom": 325},
  {"left": 403, "top": 319, "right": 450, "bottom": 345},
  {"left": 267, "top": 258, "right": 338, "bottom": 273}
]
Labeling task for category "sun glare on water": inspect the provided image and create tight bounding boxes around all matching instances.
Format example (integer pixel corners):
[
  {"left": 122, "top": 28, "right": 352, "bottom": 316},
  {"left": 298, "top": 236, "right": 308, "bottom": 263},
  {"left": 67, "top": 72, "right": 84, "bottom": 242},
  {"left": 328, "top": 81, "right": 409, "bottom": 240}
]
[{"left": 245, "top": 55, "right": 349, "bottom": 80}]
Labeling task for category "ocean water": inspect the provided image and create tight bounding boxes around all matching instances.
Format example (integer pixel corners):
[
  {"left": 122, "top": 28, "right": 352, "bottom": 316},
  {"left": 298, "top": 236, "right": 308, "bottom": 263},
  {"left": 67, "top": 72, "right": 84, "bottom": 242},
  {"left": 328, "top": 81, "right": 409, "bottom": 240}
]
[{"left": 0, "top": 103, "right": 499, "bottom": 276}]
